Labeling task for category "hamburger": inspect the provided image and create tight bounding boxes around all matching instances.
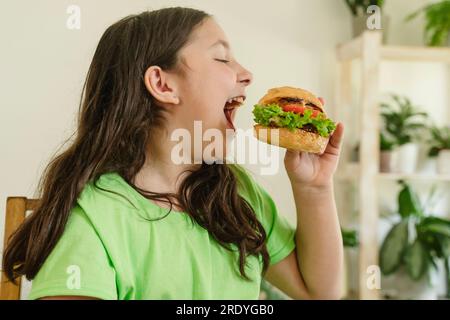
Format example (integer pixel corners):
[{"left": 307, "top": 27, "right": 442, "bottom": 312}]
[{"left": 252, "top": 86, "right": 336, "bottom": 154}]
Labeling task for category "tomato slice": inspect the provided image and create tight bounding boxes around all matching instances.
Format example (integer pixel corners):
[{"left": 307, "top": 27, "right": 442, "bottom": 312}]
[
  {"left": 282, "top": 104, "right": 305, "bottom": 114},
  {"left": 282, "top": 104, "right": 321, "bottom": 118}
]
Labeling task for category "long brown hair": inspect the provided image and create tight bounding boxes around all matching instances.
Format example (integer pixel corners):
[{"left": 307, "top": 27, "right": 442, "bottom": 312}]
[{"left": 2, "top": 7, "right": 269, "bottom": 284}]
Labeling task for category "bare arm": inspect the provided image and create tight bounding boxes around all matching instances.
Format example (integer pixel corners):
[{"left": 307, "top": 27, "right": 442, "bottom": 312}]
[
  {"left": 264, "top": 185, "right": 344, "bottom": 300},
  {"left": 265, "top": 120, "right": 345, "bottom": 300}
]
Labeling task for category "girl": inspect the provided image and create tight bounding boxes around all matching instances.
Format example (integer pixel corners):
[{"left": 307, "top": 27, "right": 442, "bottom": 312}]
[{"left": 3, "top": 7, "right": 344, "bottom": 300}]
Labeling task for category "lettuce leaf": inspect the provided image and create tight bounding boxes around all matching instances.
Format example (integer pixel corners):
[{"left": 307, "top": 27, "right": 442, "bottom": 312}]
[{"left": 252, "top": 104, "right": 336, "bottom": 137}]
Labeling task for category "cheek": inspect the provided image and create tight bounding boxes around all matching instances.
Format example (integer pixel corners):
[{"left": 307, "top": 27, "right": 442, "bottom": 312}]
[
  {"left": 178, "top": 63, "right": 236, "bottom": 127},
  {"left": 197, "top": 63, "right": 236, "bottom": 96},
  {"left": 216, "top": 66, "right": 237, "bottom": 91},
  {"left": 192, "top": 78, "right": 233, "bottom": 111}
]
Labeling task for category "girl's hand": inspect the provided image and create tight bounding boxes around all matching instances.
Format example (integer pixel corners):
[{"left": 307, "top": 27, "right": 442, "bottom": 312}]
[{"left": 284, "top": 98, "right": 344, "bottom": 189}]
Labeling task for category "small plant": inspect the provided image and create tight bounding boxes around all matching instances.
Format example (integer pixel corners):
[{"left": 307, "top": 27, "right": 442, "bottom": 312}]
[
  {"left": 428, "top": 125, "right": 450, "bottom": 157},
  {"left": 380, "top": 132, "right": 395, "bottom": 151},
  {"left": 406, "top": 0, "right": 450, "bottom": 47},
  {"left": 342, "top": 228, "right": 359, "bottom": 247},
  {"left": 380, "top": 181, "right": 450, "bottom": 298},
  {"left": 381, "top": 95, "right": 428, "bottom": 146},
  {"left": 344, "top": 0, "right": 385, "bottom": 16}
]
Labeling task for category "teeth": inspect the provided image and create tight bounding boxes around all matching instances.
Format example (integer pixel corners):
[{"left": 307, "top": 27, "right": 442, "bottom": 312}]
[
  {"left": 226, "top": 96, "right": 245, "bottom": 106},
  {"left": 235, "top": 96, "right": 244, "bottom": 103}
]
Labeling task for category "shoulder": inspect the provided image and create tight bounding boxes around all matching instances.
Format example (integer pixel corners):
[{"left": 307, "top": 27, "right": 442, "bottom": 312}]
[
  {"left": 28, "top": 201, "right": 118, "bottom": 300},
  {"left": 76, "top": 172, "right": 141, "bottom": 218},
  {"left": 228, "top": 164, "right": 260, "bottom": 199}
]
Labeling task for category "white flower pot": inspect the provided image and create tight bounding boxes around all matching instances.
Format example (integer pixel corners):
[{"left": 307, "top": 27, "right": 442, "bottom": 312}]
[
  {"left": 393, "top": 143, "right": 419, "bottom": 174},
  {"left": 437, "top": 150, "right": 450, "bottom": 174},
  {"left": 381, "top": 267, "right": 438, "bottom": 300}
]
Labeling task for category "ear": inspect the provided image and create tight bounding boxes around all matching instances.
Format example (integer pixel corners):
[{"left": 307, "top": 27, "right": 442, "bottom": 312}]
[{"left": 143, "top": 66, "right": 180, "bottom": 105}]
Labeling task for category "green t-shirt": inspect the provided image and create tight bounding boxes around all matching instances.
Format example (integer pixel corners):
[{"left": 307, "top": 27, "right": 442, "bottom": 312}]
[{"left": 28, "top": 165, "right": 296, "bottom": 300}]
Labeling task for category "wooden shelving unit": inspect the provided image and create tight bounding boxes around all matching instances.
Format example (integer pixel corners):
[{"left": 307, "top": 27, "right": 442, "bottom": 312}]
[
  {"left": 333, "top": 31, "right": 450, "bottom": 300},
  {"left": 337, "top": 167, "right": 450, "bottom": 182}
]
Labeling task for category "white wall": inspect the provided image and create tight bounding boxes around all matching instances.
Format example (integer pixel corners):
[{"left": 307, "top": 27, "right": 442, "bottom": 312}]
[{"left": 1, "top": 0, "right": 445, "bottom": 299}]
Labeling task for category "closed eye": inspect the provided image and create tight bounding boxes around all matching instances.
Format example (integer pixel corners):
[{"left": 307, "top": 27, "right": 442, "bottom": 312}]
[{"left": 215, "top": 59, "right": 230, "bottom": 64}]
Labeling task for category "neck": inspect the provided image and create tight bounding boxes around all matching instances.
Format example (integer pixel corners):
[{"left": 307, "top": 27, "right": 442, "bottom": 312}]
[{"left": 132, "top": 125, "right": 201, "bottom": 195}]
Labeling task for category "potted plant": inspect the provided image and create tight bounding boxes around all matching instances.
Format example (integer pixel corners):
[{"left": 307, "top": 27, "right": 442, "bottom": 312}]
[
  {"left": 341, "top": 227, "right": 359, "bottom": 299},
  {"left": 344, "top": 0, "right": 389, "bottom": 42},
  {"left": 380, "top": 131, "right": 396, "bottom": 172},
  {"left": 428, "top": 125, "right": 450, "bottom": 174},
  {"left": 406, "top": 0, "right": 450, "bottom": 47},
  {"left": 380, "top": 181, "right": 450, "bottom": 299},
  {"left": 381, "top": 95, "right": 428, "bottom": 174},
  {"left": 342, "top": 228, "right": 359, "bottom": 247}
]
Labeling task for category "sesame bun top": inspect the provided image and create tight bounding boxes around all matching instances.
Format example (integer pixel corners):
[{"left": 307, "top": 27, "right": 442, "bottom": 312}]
[{"left": 258, "top": 86, "right": 325, "bottom": 113}]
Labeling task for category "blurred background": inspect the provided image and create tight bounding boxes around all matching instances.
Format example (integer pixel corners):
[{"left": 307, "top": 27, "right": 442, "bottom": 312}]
[{"left": 0, "top": 0, "right": 449, "bottom": 299}]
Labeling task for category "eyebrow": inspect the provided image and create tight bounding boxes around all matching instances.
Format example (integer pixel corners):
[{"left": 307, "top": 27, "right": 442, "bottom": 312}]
[{"left": 210, "top": 39, "right": 230, "bottom": 50}]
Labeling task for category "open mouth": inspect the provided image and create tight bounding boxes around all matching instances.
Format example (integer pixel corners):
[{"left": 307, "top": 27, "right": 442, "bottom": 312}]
[{"left": 224, "top": 96, "right": 245, "bottom": 131}]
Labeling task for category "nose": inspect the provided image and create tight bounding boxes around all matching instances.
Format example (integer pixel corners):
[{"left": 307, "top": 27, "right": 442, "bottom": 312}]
[{"left": 237, "top": 64, "right": 253, "bottom": 87}]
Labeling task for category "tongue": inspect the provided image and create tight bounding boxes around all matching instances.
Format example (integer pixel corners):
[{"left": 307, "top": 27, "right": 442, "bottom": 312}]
[{"left": 224, "top": 109, "right": 236, "bottom": 131}]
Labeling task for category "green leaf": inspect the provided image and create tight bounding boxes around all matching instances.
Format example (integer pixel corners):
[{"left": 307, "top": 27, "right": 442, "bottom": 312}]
[
  {"left": 405, "top": 7, "right": 423, "bottom": 22},
  {"left": 380, "top": 94, "right": 429, "bottom": 145},
  {"left": 406, "top": 1, "right": 450, "bottom": 46},
  {"left": 418, "top": 230, "right": 442, "bottom": 257},
  {"left": 380, "top": 219, "right": 409, "bottom": 275},
  {"left": 344, "top": 0, "right": 357, "bottom": 16},
  {"left": 398, "top": 182, "right": 422, "bottom": 218},
  {"left": 428, "top": 147, "right": 440, "bottom": 157},
  {"left": 438, "top": 236, "right": 450, "bottom": 258},
  {"left": 428, "top": 125, "right": 450, "bottom": 154},
  {"left": 417, "top": 217, "right": 450, "bottom": 258},
  {"left": 404, "top": 239, "right": 429, "bottom": 280},
  {"left": 252, "top": 104, "right": 337, "bottom": 138},
  {"left": 342, "top": 228, "right": 359, "bottom": 247},
  {"left": 421, "top": 216, "right": 450, "bottom": 227},
  {"left": 421, "top": 223, "right": 450, "bottom": 238},
  {"left": 380, "top": 132, "right": 395, "bottom": 150},
  {"left": 420, "top": 216, "right": 450, "bottom": 235}
]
